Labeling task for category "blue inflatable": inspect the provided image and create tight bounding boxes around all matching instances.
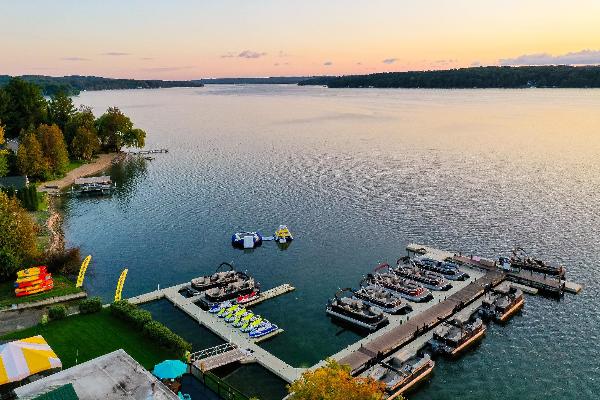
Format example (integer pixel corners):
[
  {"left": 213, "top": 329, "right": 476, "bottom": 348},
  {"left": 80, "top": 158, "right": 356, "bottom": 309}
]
[{"left": 232, "top": 232, "right": 263, "bottom": 249}]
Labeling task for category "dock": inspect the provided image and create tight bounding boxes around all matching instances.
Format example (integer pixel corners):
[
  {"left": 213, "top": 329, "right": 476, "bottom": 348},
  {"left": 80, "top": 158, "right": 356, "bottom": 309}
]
[
  {"left": 127, "top": 281, "right": 303, "bottom": 383},
  {"left": 244, "top": 284, "right": 295, "bottom": 307},
  {"left": 126, "top": 148, "right": 168, "bottom": 155}
]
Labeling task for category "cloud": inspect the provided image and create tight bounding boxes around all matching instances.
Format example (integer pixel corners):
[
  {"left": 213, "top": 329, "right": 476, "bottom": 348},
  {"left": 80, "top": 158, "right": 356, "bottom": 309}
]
[
  {"left": 61, "top": 56, "right": 89, "bottom": 61},
  {"left": 499, "top": 49, "right": 600, "bottom": 66},
  {"left": 471, "top": 61, "right": 482, "bottom": 67},
  {"left": 277, "top": 50, "right": 290, "bottom": 58},
  {"left": 140, "top": 57, "right": 154, "bottom": 60},
  {"left": 433, "top": 59, "right": 457, "bottom": 65},
  {"left": 221, "top": 50, "right": 267, "bottom": 59},
  {"left": 382, "top": 58, "right": 397, "bottom": 64},
  {"left": 323, "top": 61, "right": 333, "bottom": 66},
  {"left": 238, "top": 50, "right": 267, "bottom": 59},
  {"left": 356, "top": 62, "right": 362, "bottom": 65},
  {"left": 102, "top": 52, "right": 130, "bottom": 56}
]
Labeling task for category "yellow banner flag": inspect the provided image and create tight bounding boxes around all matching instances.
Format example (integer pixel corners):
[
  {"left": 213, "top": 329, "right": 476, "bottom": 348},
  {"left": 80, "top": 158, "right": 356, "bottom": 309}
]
[
  {"left": 114, "top": 269, "right": 128, "bottom": 302},
  {"left": 76, "top": 255, "right": 91, "bottom": 288}
]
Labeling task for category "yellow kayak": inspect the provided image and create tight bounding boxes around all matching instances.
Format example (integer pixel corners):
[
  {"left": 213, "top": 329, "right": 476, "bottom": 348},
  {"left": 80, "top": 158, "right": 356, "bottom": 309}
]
[{"left": 17, "top": 266, "right": 48, "bottom": 279}]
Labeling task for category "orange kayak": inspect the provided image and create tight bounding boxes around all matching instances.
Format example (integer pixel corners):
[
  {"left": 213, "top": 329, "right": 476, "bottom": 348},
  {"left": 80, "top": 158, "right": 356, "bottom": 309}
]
[
  {"left": 15, "top": 273, "right": 53, "bottom": 288},
  {"left": 15, "top": 279, "right": 54, "bottom": 297}
]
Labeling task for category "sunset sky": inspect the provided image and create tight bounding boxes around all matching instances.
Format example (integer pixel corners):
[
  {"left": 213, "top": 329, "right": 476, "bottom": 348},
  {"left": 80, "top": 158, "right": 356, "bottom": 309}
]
[{"left": 2, "top": 0, "right": 600, "bottom": 79}]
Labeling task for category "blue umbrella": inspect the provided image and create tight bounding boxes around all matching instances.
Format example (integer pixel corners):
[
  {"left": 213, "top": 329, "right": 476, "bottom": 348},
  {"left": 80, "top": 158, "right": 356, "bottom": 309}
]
[{"left": 152, "top": 360, "right": 188, "bottom": 379}]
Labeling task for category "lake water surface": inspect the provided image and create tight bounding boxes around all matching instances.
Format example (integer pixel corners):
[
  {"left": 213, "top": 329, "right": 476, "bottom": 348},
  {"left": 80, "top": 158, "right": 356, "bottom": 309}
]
[{"left": 64, "top": 85, "right": 600, "bottom": 399}]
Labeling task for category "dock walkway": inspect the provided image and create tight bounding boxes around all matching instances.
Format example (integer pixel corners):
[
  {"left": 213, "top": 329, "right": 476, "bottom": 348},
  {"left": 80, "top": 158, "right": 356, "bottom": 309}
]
[{"left": 127, "top": 281, "right": 303, "bottom": 383}]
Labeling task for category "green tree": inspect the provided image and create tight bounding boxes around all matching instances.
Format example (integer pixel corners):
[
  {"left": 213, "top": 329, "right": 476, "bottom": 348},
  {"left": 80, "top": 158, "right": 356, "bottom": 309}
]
[
  {"left": 0, "top": 191, "right": 39, "bottom": 280},
  {"left": 2, "top": 78, "right": 47, "bottom": 138},
  {"left": 96, "top": 107, "right": 146, "bottom": 151},
  {"left": 288, "top": 359, "right": 386, "bottom": 400},
  {"left": 48, "top": 91, "right": 76, "bottom": 134},
  {"left": 70, "top": 126, "right": 100, "bottom": 161},
  {"left": 65, "top": 105, "right": 97, "bottom": 145},
  {"left": 36, "top": 124, "right": 69, "bottom": 176},
  {"left": 17, "top": 132, "right": 48, "bottom": 179}
]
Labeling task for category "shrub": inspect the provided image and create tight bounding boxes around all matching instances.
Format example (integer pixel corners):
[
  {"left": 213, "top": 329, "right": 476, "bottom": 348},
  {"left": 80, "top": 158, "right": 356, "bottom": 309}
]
[
  {"left": 143, "top": 320, "right": 192, "bottom": 357},
  {"left": 79, "top": 296, "right": 103, "bottom": 314},
  {"left": 110, "top": 300, "right": 152, "bottom": 329},
  {"left": 41, "top": 247, "right": 81, "bottom": 275},
  {"left": 48, "top": 305, "right": 67, "bottom": 320}
]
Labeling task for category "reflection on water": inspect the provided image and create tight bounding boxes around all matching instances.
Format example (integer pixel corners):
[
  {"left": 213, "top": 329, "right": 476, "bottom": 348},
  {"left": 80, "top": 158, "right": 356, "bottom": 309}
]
[{"left": 64, "top": 86, "right": 600, "bottom": 399}]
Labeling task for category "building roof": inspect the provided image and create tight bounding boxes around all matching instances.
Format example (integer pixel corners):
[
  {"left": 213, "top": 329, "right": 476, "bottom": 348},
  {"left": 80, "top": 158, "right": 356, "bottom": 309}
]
[
  {"left": 32, "top": 384, "right": 78, "bottom": 400},
  {"left": 14, "top": 349, "right": 178, "bottom": 400},
  {"left": 0, "top": 176, "right": 28, "bottom": 190}
]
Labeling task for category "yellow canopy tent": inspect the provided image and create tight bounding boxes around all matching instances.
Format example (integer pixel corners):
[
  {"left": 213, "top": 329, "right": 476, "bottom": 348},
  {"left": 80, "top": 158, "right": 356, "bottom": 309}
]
[{"left": 0, "top": 335, "right": 62, "bottom": 385}]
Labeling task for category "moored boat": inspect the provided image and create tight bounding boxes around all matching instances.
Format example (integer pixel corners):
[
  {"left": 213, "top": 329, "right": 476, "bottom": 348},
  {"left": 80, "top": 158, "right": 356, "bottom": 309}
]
[
  {"left": 353, "top": 283, "right": 412, "bottom": 314},
  {"left": 190, "top": 262, "right": 245, "bottom": 291},
  {"left": 249, "top": 321, "right": 279, "bottom": 339},
  {"left": 410, "top": 257, "right": 469, "bottom": 281},
  {"left": 429, "top": 316, "right": 486, "bottom": 357},
  {"left": 274, "top": 225, "right": 293, "bottom": 243},
  {"left": 204, "top": 278, "right": 259, "bottom": 304},
  {"left": 480, "top": 286, "right": 524, "bottom": 323},
  {"left": 241, "top": 316, "right": 263, "bottom": 332},
  {"left": 507, "top": 247, "right": 565, "bottom": 276},
  {"left": 392, "top": 263, "right": 452, "bottom": 291},
  {"left": 326, "top": 289, "right": 389, "bottom": 332},
  {"left": 368, "top": 352, "right": 435, "bottom": 398},
  {"left": 236, "top": 290, "right": 260, "bottom": 305},
  {"left": 366, "top": 273, "right": 433, "bottom": 303},
  {"left": 231, "top": 231, "right": 263, "bottom": 249}
]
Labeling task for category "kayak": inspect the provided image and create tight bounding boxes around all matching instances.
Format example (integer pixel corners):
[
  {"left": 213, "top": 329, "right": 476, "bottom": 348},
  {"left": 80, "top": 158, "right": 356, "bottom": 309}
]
[
  {"left": 15, "top": 280, "right": 54, "bottom": 297},
  {"left": 15, "top": 273, "right": 53, "bottom": 288},
  {"left": 17, "top": 266, "right": 48, "bottom": 279}
]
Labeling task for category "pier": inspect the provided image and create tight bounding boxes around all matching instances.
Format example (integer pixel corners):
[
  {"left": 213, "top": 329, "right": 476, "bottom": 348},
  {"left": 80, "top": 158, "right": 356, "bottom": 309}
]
[
  {"left": 126, "top": 148, "right": 168, "bottom": 155},
  {"left": 127, "top": 281, "right": 303, "bottom": 383}
]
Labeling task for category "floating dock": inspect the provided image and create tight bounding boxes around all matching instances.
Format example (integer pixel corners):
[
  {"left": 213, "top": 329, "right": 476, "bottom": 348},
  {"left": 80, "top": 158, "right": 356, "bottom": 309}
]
[
  {"left": 127, "top": 281, "right": 303, "bottom": 383},
  {"left": 244, "top": 284, "right": 295, "bottom": 307}
]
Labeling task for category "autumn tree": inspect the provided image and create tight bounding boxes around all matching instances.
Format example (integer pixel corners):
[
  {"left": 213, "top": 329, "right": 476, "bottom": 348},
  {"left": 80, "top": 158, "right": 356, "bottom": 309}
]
[
  {"left": 0, "top": 191, "right": 39, "bottom": 280},
  {"left": 2, "top": 78, "right": 47, "bottom": 138},
  {"left": 0, "top": 122, "right": 7, "bottom": 176},
  {"left": 17, "top": 132, "right": 48, "bottom": 178},
  {"left": 65, "top": 105, "right": 97, "bottom": 145},
  {"left": 36, "top": 124, "right": 69, "bottom": 176},
  {"left": 71, "top": 126, "right": 100, "bottom": 161},
  {"left": 288, "top": 359, "right": 386, "bottom": 400},
  {"left": 48, "top": 91, "right": 76, "bottom": 134},
  {"left": 96, "top": 106, "right": 146, "bottom": 151}
]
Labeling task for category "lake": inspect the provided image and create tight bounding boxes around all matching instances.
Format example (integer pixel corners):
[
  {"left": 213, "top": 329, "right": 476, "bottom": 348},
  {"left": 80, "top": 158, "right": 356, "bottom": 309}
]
[{"left": 64, "top": 85, "right": 600, "bottom": 399}]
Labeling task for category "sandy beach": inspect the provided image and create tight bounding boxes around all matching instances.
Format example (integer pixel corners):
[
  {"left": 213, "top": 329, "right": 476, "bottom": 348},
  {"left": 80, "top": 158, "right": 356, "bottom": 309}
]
[{"left": 39, "top": 153, "right": 122, "bottom": 193}]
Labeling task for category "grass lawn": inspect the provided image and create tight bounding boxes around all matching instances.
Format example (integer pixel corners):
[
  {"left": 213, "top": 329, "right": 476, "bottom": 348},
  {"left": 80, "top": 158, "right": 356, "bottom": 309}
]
[
  {"left": 1, "top": 309, "right": 175, "bottom": 370},
  {"left": 0, "top": 275, "right": 83, "bottom": 310},
  {"left": 65, "top": 160, "right": 86, "bottom": 174}
]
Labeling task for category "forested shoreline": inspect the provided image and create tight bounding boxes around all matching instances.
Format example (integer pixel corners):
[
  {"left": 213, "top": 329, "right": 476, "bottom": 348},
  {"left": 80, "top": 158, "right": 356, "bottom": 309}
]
[
  {"left": 0, "top": 75, "right": 204, "bottom": 96},
  {"left": 298, "top": 65, "right": 600, "bottom": 88}
]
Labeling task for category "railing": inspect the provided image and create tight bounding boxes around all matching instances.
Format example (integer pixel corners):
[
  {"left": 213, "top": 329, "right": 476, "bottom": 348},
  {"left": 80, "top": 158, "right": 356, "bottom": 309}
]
[
  {"left": 190, "top": 342, "right": 237, "bottom": 362},
  {"left": 191, "top": 364, "right": 250, "bottom": 400}
]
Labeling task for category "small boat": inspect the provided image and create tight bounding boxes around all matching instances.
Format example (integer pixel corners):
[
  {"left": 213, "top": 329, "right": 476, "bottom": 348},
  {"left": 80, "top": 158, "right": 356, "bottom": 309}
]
[
  {"left": 241, "top": 316, "right": 263, "bottom": 332},
  {"left": 410, "top": 257, "right": 469, "bottom": 281},
  {"left": 190, "top": 262, "right": 245, "bottom": 291},
  {"left": 236, "top": 290, "right": 260, "bottom": 305},
  {"left": 368, "top": 352, "right": 435, "bottom": 398},
  {"left": 249, "top": 321, "right": 279, "bottom": 339},
  {"left": 225, "top": 307, "right": 247, "bottom": 323},
  {"left": 232, "top": 232, "right": 263, "bottom": 249},
  {"left": 274, "top": 225, "right": 293, "bottom": 243},
  {"left": 507, "top": 247, "right": 565, "bottom": 276},
  {"left": 429, "top": 316, "right": 486, "bottom": 357},
  {"left": 366, "top": 273, "right": 433, "bottom": 303},
  {"left": 15, "top": 273, "right": 53, "bottom": 288},
  {"left": 353, "top": 283, "right": 412, "bottom": 314},
  {"left": 480, "top": 287, "right": 524, "bottom": 323},
  {"left": 15, "top": 280, "right": 54, "bottom": 297},
  {"left": 392, "top": 263, "right": 452, "bottom": 291},
  {"left": 209, "top": 301, "right": 231, "bottom": 314},
  {"left": 326, "top": 289, "right": 389, "bottom": 332},
  {"left": 234, "top": 312, "right": 254, "bottom": 328},
  {"left": 204, "top": 278, "right": 260, "bottom": 304},
  {"left": 218, "top": 303, "right": 239, "bottom": 318}
]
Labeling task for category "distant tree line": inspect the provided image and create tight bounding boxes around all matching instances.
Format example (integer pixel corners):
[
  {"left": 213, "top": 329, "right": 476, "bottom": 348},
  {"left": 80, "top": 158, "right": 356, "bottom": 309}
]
[
  {"left": 298, "top": 66, "right": 600, "bottom": 88},
  {"left": 196, "top": 76, "right": 312, "bottom": 84},
  {"left": 0, "top": 75, "right": 204, "bottom": 96},
  {"left": 0, "top": 77, "right": 146, "bottom": 180}
]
